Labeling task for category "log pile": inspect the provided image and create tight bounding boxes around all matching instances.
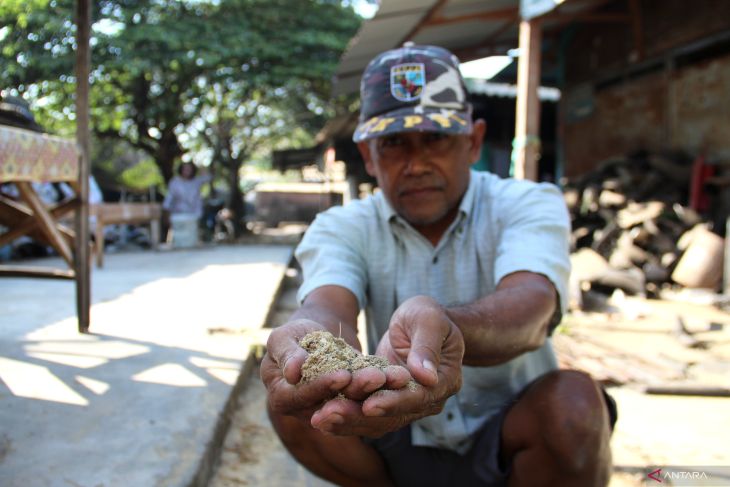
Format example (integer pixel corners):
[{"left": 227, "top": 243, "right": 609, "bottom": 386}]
[{"left": 564, "top": 151, "right": 725, "bottom": 309}]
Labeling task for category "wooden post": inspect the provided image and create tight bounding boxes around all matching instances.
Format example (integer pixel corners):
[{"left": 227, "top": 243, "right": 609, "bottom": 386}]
[
  {"left": 513, "top": 19, "right": 542, "bottom": 181},
  {"left": 75, "top": 0, "right": 91, "bottom": 332},
  {"left": 725, "top": 216, "right": 730, "bottom": 296}
]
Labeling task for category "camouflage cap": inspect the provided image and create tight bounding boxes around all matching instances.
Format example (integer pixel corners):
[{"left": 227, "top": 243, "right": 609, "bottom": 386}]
[{"left": 353, "top": 43, "right": 473, "bottom": 143}]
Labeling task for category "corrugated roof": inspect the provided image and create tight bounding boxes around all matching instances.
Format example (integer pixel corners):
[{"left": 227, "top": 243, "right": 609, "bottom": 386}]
[
  {"left": 334, "top": 0, "right": 618, "bottom": 95},
  {"left": 466, "top": 79, "right": 561, "bottom": 101}
]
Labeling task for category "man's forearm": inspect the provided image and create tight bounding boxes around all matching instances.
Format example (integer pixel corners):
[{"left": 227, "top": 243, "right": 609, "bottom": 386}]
[{"left": 445, "top": 272, "right": 557, "bottom": 366}]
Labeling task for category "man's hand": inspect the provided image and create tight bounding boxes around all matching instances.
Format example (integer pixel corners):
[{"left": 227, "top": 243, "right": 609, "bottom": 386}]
[
  {"left": 261, "top": 319, "right": 353, "bottom": 422},
  {"left": 310, "top": 296, "right": 464, "bottom": 437}
]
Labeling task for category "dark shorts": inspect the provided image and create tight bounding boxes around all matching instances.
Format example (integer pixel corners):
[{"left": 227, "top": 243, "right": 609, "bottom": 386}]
[{"left": 368, "top": 388, "right": 618, "bottom": 487}]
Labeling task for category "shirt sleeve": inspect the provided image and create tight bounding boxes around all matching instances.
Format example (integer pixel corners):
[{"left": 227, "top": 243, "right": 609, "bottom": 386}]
[
  {"left": 493, "top": 181, "right": 571, "bottom": 316},
  {"left": 295, "top": 206, "right": 369, "bottom": 309},
  {"left": 196, "top": 174, "right": 213, "bottom": 186}
]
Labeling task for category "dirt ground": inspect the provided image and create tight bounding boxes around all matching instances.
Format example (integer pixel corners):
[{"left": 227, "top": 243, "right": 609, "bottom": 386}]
[
  {"left": 558, "top": 293, "right": 730, "bottom": 486},
  {"left": 209, "top": 268, "right": 730, "bottom": 486}
]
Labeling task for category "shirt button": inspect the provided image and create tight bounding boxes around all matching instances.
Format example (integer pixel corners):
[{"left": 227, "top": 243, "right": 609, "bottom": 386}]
[
  {"left": 447, "top": 412, "right": 454, "bottom": 420},
  {"left": 432, "top": 256, "right": 438, "bottom": 264}
]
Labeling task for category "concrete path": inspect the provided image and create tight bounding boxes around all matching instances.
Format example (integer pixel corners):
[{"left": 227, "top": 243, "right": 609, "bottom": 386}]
[
  {"left": 209, "top": 364, "right": 335, "bottom": 487},
  {"left": 0, "top": 244, "right": 292, "bottom": 487}
]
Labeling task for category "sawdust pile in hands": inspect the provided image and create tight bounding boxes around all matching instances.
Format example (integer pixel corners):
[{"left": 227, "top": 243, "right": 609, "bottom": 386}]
[{"left": 298, "top": 330, "right": 390, "bottom": 383}]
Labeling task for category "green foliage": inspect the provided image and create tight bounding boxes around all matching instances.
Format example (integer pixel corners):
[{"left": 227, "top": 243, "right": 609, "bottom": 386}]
[
  {"left": 0, "top": 0, "right": 362, "bottom": 201},
  {"left": 118, "top": 158, "right": 164, "bottom": 191},
  {"left": 91, "top": 135, "right": 162, "bottom": 192}
]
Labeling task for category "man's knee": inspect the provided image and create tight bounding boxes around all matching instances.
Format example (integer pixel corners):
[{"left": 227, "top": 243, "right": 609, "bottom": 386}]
[
  {"left": 534, "top": 370, "right": 610, "bottom": 470},
  {"left": 507, "top": 370, "right": 611, "bottom": 473}
]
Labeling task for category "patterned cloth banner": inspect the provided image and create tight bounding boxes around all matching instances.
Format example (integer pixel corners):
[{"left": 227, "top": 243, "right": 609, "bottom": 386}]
[{"left": 0, "top": 125, "right": 79, "bottom": 183}]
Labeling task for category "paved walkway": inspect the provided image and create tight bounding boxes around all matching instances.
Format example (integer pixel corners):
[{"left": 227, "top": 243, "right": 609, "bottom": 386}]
[{"left": 0, "top": 244, "right": 293, "bottom": 487}]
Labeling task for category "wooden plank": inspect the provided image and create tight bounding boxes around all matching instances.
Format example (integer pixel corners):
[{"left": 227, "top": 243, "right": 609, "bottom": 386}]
[
  {"left": 400, "top": 0, "right": 448, "bottom": 45},
  {"left": 91, "top": 203, "right": 162, "bottom": 224},
  {"left": 0, "top": 265, "right": 75, "bottom": 280},
  {"left": 513, "top": 19, "right": 542, "bottom": 181},
  {"left": 426, "top": 6, "right": 517, "bottom": 27},
  {"left": 0, "top": 196, "right": 78, "bottom": 247},
  {"left": 629, "top": 0, "right": 645, "bottom": 61},
  {"left": 15, "top": 182, "right": 74, "bottom": 266},
  {"left": 725, "top": 217, "right": 730, "bottom": 295}
]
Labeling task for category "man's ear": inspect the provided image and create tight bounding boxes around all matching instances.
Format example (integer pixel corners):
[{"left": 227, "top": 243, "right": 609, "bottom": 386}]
[
  {"left": 468, "top": 119, "right": 487, "bottom": 164},
  {"left": 357, "top": 141, "right": 377, "bottom": 177}
]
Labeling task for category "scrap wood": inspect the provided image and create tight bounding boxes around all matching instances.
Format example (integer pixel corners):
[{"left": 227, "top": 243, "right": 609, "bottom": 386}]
[
  {"left": 565, "top": 150, "right": 727, "bottom": 304},
  {"left": 643, "top": 384, "right": 730, "bottom": 397},
  {"left": 673, "top": 315, "right": 706, "bottom": 349}
]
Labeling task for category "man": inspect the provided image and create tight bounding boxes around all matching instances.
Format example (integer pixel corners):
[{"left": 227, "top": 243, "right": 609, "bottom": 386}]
[{"left": 261, "top": 44, "right": 616, "bottom": 487}]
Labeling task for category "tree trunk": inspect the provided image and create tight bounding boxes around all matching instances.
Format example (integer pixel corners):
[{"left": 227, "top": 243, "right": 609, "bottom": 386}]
[
  {"left": 155, "top": 129, "right": 184, "bottom": 183},
  {"left": 227, "top": 158, "right": 246, "bottom": 236}
]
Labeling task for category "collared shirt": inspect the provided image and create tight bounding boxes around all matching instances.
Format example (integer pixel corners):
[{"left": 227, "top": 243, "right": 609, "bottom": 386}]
[{"left": 295, "top": 170, "right": 571, "bottom": 453}]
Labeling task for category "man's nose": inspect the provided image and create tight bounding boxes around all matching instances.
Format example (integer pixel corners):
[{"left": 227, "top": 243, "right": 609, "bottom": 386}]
[{"left": 403, "top": 142, "right": 431, "bottom": 174}]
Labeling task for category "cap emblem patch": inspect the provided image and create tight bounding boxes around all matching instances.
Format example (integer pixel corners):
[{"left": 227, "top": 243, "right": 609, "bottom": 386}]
[{"left": 390, "top": 63, "right": 425, "bottom": 102}]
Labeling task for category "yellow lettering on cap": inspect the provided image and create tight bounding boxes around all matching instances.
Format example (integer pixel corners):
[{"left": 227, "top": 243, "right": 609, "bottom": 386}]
[
  {"left": 427, "top": 114, "right": 451, "bottom": 128},
  {"left": 370, "top": 117, "right": 396, "bottom": 134},
  {"left": 449, "top": 113, "right": 467, "bottom": 126},
  {"left": 403, "top": 115, "right": 423, "bottom": 128},
  {"left": 359, "top": 117, "right": 380, "bottom": 132}
]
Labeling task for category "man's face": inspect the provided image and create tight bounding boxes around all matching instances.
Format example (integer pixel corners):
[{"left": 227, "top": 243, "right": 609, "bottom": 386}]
[{"left": 357, "top": 119, "right": 486, "bottom": 235}]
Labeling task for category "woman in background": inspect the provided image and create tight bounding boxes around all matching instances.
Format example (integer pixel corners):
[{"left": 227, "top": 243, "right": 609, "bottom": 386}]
[{"left": 162, "top": 162, "right": 211, "bottom": 244}]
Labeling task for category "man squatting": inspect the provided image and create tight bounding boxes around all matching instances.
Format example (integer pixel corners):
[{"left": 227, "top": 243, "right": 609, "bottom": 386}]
[{"left": 261, "top": 43, "right": 617, "bottom": 487}]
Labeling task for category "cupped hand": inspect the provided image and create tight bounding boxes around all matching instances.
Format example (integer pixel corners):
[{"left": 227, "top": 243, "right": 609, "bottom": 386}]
[
  {"left": 310, "top": 381, "right": 441, "bottom": 437},
  {"left": 311, "top": 296, "right": 465, "bottom": 437},
  {"left": 260, "top": 319, "right": 353, "bottom": 421},
  {"left": 379, "top": 295, "right": 464, "bottom": 390}
]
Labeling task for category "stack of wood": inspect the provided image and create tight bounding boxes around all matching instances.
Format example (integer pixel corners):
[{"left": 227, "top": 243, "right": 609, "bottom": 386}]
[{"left": 563, "top": 151, "right": 725, "bottom": 309}]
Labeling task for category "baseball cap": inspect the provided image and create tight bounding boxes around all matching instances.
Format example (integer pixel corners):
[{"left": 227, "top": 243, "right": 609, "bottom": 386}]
[{"left": 352, "top": 43, "right": 473, "bottom": 143}]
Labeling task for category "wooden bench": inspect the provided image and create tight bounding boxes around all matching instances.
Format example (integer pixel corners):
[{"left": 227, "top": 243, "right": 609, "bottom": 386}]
[{"left": 91, "top": 202, "right": 161, "bottom": 268}]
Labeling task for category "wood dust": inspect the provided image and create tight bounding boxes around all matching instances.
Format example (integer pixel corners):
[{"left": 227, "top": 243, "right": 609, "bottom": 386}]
[
  {"left": 298, "top": 331, "right": 418, "bottom": 392},
  {"left": 298, "top": 330, "right": 389, "bottom": 382}
]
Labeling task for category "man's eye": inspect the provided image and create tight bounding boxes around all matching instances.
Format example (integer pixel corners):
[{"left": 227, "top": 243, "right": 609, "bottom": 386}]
[
  {"left": 380, "top": 136, "right": 405, "bottom": 148},
  {"left": 424, "top": 132, "right": 448, "bottom": 143}
]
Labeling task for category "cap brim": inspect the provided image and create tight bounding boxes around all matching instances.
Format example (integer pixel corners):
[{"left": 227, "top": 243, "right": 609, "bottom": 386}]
[{"left": 353, "top": 105, "right": 473, "bottom": 143}]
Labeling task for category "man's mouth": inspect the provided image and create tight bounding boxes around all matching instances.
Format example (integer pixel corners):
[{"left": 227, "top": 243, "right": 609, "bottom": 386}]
[{"left": 400, "top": 186, "right": 442, "bottom": 197}]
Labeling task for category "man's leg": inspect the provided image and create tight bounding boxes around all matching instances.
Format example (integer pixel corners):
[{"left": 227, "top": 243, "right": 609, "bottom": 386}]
[
  {"left": 268, "top": 404, "right": 395, "bottom": 487},
  {"left": 500, "top": 370, "right": 613, "bottom": 487}
]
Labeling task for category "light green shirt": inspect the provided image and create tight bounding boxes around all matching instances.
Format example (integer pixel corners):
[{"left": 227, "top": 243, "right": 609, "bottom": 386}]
[{"left": 296, "top": 171, "right": 571, "bottom": 453}]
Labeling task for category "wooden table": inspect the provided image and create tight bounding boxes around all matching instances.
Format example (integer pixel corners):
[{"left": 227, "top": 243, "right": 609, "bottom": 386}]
[
  {"left": 91, "top": 202, "right": 161, "bottom": 268},
  {"left": 0, "top": 125, "right": 90, "bottom": 332}
]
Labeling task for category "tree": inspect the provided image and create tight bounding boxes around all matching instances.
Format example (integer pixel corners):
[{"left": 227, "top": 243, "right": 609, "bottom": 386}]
[
  {"left": 184, "top": 0, "right": 362, "bottom": 233},
  {"left": 1, "top": 0, "right": 361, "bottom": 232}
]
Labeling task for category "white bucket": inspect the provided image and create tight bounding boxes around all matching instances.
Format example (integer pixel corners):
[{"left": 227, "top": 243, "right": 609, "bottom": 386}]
[{"left": 170, "top": 213, "right": 199, "bottom": 248}]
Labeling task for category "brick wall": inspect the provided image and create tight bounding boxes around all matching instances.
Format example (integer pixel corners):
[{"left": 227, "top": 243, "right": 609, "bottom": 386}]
[{"left": 560, "top": 0, "right": 730, "bottom": 177}]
